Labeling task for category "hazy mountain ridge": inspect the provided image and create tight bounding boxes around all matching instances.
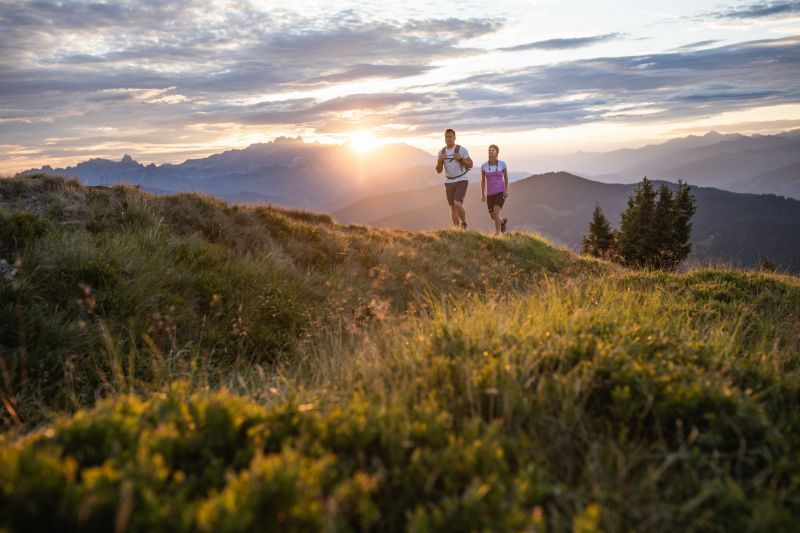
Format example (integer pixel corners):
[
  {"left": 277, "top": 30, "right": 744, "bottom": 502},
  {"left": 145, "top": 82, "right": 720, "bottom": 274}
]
[
  {"left": 21, "top": 130, "right": 800, "bottom": 211},
  {"left": 732, "top": 160, "right": 800, "bottom": 198},
  {"left": 21, "top": 138, "right": 438, "bottom": 210},
  {"left": 546, "top": 130, "right": 800, "bottom": 197}
]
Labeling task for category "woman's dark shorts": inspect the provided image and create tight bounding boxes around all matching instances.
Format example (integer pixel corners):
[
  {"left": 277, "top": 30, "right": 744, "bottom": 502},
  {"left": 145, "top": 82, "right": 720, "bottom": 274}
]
[
  {"left": 445, "top": 181, "right": 468, "bottom": 206},
  {"left": 487, "top": 192, "right": 505, "bottom": 212}
]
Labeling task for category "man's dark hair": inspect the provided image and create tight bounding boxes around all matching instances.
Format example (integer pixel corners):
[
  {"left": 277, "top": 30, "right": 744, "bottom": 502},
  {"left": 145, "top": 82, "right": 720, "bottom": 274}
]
[{"left": 445, "top": 128, "right": 456, "bottom": 136}]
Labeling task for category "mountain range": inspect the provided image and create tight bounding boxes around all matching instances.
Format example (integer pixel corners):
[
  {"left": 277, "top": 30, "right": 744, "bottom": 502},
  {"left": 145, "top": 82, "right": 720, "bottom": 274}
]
[
  {"left": 21, "top": 130, "right": 800, "bottom": 205},
  {"left": 22, "top": 137, "right": 441, "bottom": 211},
  {"left": 540, "top": 130, "right": 800, "bottom": 198},
  {"left": 335, "top": 172, "right": 800, "bottom": 272}
]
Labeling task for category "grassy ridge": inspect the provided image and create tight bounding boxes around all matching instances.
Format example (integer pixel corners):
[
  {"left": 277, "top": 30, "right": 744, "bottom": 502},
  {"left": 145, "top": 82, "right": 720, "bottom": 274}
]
[
  {"left": 2, "top": 175, "right": 799, "bottom": 531},
  {"left": 0, "top": 175, "right": 585, "bottom": 425}
]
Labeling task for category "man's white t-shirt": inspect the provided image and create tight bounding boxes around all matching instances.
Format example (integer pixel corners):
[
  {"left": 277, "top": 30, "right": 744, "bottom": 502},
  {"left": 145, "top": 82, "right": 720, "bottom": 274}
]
[{"left": 438, "top": 145, "right": 471, "bottom": 183}]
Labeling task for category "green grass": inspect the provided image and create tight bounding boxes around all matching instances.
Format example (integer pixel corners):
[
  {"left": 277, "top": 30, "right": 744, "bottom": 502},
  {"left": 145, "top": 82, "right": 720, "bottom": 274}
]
[
  {"left": 1, "top": 174, "right": 799, "bottom": 531},
  {"left": 0, "top": 175, "right": 587, "bottom": 424}
]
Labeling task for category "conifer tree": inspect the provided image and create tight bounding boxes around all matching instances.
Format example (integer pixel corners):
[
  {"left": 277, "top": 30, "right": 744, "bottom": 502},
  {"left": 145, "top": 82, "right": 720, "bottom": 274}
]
[
  {"left": 616, "top": 177, "right": 657, "bottom": 267},
  {"left": 581, "top": 204, "right": 614, "bottom": 258},
  {"left": 671, "top": 180, "right": 696, "bottom": 266},
  {"left": 591, "top": 178, "right": 696, "bottom": 270},
  {"left": 653, "top": 184, "right": 675, "bottom": 269}
]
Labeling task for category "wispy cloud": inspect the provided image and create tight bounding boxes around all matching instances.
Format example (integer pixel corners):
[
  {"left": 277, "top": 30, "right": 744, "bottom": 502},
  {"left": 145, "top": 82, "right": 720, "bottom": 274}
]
[
  {"left": 414, "top": 37, "right": 800, "bottom": 132},
  {"left": 708, "top": 1, "right": 800, "bottom": 19},
  {"left": 0, "top": 3, "right": 496, "bottom": 95},
  {"left": 669, "top": 40, "right": 721, "bottom": 52},
  {"left": 500, "top": 33, "right": 625, "bottom": 51}
]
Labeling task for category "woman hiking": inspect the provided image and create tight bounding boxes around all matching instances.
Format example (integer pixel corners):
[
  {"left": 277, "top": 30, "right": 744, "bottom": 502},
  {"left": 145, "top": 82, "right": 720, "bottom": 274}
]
[{"left": 480, "top": 144, "right": 509, "bottom": 234}]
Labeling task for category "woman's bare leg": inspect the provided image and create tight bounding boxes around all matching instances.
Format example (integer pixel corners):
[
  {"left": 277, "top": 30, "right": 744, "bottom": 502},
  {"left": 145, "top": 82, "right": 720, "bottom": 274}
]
[{"left": 493, "top": 206, "right": 502, "bottom": 234}]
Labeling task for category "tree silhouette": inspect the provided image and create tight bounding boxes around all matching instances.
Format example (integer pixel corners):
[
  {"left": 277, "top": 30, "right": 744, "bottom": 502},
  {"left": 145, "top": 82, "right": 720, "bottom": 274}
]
[
  {"left": 671, "top": 180, "right": 696, "bottom": 268},
  {"left": 653, "top": 184, "right": 675, "bottom": 269},
  {"left": 581, "top": 204, "right": 614, "bottom": 258},
  {"left": 587, "top": 178, "right": 696, "bottom": 270},
  {"left": 616, "top": 177, "right": 658, "bottom": 267}
]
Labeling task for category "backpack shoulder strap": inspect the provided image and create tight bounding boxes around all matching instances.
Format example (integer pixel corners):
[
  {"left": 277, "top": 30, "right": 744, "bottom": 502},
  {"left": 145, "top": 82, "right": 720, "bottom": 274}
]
[{"left": 455, "top": 145, "right": 464, "bottom": 171}]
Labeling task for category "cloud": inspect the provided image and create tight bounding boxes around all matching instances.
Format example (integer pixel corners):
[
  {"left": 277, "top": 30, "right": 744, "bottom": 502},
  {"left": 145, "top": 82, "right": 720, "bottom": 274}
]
[
  {"left": 708, "top": 1, "right": 800, "bottom": 19},
  {"left": 669, "top": 40, "right": 721, "bottom": 52},
  {"left": 500, "top": 33, "right": 625, "bottom": 52},
  {"left": 402, "top": 37, "right": 800, "bottom": 133},
  {"left": 210, "top": 93, "right": 432, "bottom": 127},
  {"left": 0, "top": 3, "right": 495, "bottom": 103},
  {"left": 0, "top": 2, "right": 500, "bottom": 154},
  {"left": 299, "top": 64, "right": 434, "bottom": 84},
  {"left": 2, "top": 1, "right": 799, "bottom": 168},
  {"left": 4, "top": 36, "right": 799, "bottom": 153}
]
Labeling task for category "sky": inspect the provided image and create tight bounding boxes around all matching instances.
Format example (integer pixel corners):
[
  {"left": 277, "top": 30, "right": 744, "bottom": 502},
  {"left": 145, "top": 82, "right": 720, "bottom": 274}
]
[{"left": 1, "top": 0, "right": 800, "bottom": 174}]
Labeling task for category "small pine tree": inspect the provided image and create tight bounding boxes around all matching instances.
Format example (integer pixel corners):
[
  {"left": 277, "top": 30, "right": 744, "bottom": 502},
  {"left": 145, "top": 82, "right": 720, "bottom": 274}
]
[
  {"left": 671, "top": 180, "right": 696, "bottom": 266},
  {"left": 616, "top": 177, "right": 657, "bottom": 267},
  {"left": 613, "top": 178, "right": 695, "bottom": 270},
  {"left": 581, "top": 204, "right": 614, "bottom": 258},
  {"left": 653, "top": 184, "right": 675, "bottom": 270}
]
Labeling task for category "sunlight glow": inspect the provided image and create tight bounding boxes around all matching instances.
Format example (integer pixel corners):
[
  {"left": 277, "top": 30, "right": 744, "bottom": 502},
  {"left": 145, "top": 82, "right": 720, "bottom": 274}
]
[{"left": 348, "top": 130, "right": 382, "bottom": 152}]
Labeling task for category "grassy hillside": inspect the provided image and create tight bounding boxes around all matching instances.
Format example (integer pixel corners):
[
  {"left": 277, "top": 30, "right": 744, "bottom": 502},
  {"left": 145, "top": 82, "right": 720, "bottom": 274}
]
[
  {"left": 2, "top": 175, "right": 799, "bottom": 531},
  {"left": 0, "top": 174, "right": 586, "bottom": 426}
]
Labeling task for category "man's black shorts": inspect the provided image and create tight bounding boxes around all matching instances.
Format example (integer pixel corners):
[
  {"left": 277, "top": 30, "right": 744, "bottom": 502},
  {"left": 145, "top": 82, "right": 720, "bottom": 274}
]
[
  {"left": 487, "top": 192, "right": 505, "bottom": 212},
  {"left": 445, "top": 181, "right": 468, "bottom": 206}
]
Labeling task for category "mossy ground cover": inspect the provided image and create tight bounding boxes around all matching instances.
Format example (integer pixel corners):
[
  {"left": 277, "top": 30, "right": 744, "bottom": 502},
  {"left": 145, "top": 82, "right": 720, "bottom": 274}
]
[{"left": 1, "top": 175, "right": 799, "bottom": 531}]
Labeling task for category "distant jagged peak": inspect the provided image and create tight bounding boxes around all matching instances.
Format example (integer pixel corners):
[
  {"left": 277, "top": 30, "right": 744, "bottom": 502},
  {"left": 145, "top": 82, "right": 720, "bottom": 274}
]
[
  {"left": 121, "top": 154, "right": 135, "bottom": 163},
  {"left": 272, "top": 135, "right": 305, "bottom": 144}
]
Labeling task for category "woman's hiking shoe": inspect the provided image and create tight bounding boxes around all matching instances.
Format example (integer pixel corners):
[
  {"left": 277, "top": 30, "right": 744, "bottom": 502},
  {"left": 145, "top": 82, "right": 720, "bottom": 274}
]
[
  {"left": 461, "top": 221, "right": 468, "bottom": 229},
  {"left": 500, "top": 218, "right": 508, "bottom": 233}
]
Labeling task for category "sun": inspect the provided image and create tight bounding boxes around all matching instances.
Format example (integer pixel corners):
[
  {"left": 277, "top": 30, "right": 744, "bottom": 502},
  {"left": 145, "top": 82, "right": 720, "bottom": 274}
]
[{"left": 348, "top": 130, "right": 381, "bottom": 152}]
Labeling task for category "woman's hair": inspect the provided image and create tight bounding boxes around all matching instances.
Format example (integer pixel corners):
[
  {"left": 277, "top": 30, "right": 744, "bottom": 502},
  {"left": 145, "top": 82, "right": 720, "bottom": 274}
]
[
  {"left": 445, "top": 128, "right": 456, "bottom": 136},
  {"left": 489, "top": 144, "right": 500, "bottom": 155}
]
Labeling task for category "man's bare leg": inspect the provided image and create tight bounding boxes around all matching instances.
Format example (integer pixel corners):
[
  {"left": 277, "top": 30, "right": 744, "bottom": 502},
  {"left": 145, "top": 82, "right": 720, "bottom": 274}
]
[
  {"left": 450, "top": 205, "right": 460, "bottom": 226},
  {"left": 454, "top": 201, "right": 466, "bottom": 225}
]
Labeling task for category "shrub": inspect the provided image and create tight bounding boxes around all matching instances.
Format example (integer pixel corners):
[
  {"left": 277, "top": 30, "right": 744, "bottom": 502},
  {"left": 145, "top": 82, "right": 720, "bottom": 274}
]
[{"left": 0, "top": 210, "right": 50, "bottom": 256}]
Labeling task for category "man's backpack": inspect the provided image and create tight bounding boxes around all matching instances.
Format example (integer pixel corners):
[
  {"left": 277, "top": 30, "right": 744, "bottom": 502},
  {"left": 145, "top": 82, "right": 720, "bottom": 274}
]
[{"left": 440, "top": 144, "right": 467, "bottom": 177}]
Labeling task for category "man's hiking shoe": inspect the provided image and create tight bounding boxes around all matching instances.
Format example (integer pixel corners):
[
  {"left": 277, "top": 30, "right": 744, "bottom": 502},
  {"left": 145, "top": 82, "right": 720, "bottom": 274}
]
[
  {"left": 500, "top": 218, "right": 508, "bottom": 233},
  {"left": 461, "top": 221, "right": 468, "bottom": 229}
]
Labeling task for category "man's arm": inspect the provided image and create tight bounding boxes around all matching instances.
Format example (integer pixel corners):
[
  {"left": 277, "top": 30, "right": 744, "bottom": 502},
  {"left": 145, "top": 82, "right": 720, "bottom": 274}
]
[{"left": 435, "top": 149, "right": 446, "bottom": 173}]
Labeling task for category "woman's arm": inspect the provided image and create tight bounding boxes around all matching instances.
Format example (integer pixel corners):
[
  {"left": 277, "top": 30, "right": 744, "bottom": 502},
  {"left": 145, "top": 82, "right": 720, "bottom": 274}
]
[
  {"left": 481, "top": 168, "right": 486, "bottom": 199},
  {"left": 503, "top": 166, "right": 509, "bottom": 196}
]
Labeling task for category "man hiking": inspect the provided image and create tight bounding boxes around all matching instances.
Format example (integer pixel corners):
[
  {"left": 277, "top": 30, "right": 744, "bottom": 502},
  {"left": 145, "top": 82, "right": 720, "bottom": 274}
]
[{"left": 436, "top": 128, "right": 473, "bottom": 228}]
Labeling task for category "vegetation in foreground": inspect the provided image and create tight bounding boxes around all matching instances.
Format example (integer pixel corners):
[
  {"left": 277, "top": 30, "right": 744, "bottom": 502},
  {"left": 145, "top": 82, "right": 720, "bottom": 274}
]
[{"left": 1, "top": 175, "right": 799, "bottom": 531}]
